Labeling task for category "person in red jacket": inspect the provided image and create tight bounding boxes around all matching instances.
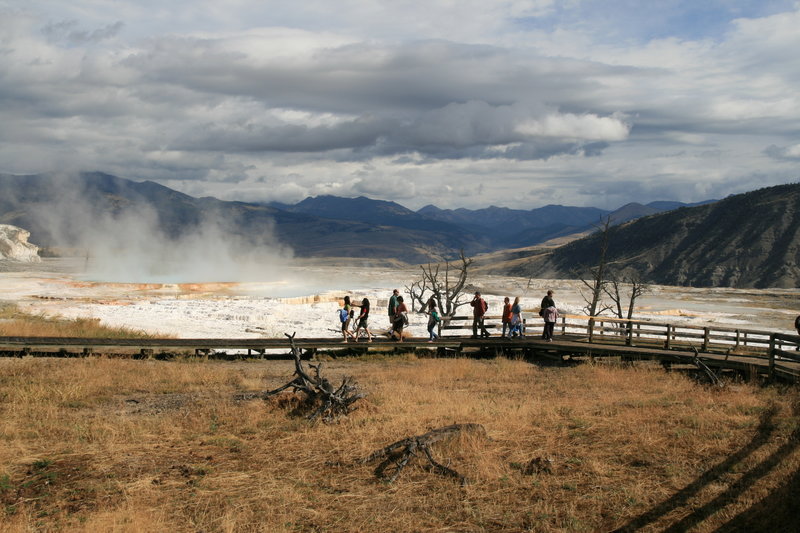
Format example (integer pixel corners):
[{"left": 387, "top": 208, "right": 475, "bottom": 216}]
[
  {"left": 501, "top": 296, "right": 512, "bottom": 338},
  {"left": 470, "top": 291, "right": 490, "bottom": 338}
]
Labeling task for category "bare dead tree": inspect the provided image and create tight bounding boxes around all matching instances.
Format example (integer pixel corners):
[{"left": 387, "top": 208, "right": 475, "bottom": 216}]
[
  {"left": 258, "top": 333, "right": 366, "bottom": 422},
  {"left": 405, "top": 278, "right": 427, "bottom": 312},
  {"left": 407, "top": 250, "right": 473, "bottom": 319},
  {"left": 604, "top": 269, "right": 650, "bottom": 341},
  {"left": 580, "top": 216, "right": 614, "bottom": 342},
  {"left": 359, "top": 423, "right": 487, "bottom": 485}
]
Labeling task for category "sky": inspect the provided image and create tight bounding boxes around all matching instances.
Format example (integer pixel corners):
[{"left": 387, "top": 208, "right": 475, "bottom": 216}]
[{"left": 1, "top": 0, "right": 799, "bottom": 211}]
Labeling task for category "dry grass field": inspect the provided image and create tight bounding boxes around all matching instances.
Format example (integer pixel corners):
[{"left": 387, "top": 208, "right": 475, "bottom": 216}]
[
  {"left": 1, "top": 350, "right": 799, "bottom": 532},
  {"left": 0, "top": 303, "right": 159, "bottom": 339}
]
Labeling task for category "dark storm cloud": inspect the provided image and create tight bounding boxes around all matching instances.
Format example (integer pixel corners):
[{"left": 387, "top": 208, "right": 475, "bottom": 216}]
[
  {"left": 42, "top": 20, "right": 124, "bottom": 45},
  {"left": 124, "top": 38, "right": 604, "bottom": 115},
  {"left": 765, "top": 144, "right": 800, "bottom": 161}
]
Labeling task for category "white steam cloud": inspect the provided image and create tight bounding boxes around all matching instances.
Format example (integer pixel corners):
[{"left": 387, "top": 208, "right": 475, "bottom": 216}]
[{"left": 26, "top": 175, "right": 294, "bottom": 283}]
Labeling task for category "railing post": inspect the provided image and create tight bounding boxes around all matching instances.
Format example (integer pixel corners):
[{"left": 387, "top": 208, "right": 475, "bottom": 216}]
[
  {"left": 702, "top": 327, "right": 710, "bottom": 352},
  {"left": 625, "top": 320, "right": 633, "bottom": 346},
  {"left": 561, "top": 316, "right": 566, "bottom": 334},
  {"left": 664, "top": 325, "right": 671, "bottom": 350},
  {"left": 768, "top": 334, "right": 776, "bottom": 380},
  {"left": 588, "top": 317, "right": 595, "bottom": 342},
  {"left": 734, "top": 329, "right": 740, "bottom": 348}
]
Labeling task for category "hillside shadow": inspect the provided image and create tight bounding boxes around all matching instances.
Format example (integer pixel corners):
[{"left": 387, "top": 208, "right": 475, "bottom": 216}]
[{"left": 613, "top": 403, "right": 800, "bottom": 532}]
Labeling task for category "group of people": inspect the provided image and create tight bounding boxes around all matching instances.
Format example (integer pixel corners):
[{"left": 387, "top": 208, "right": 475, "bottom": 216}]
[
  {"left": 470, "top": 289, "right": 559, "bottom": 341},
  {"left": 338, "top": 295, "right": 374, "bottom": 342},
  {"left": 338, "top": 288, "right": 560, "bottom": 342}
]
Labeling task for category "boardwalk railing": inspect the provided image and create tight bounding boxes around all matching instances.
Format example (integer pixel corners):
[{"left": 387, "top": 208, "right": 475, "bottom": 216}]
[
  {"left": 438, "top": 312, "right": 800, "bottom": 379},
  {"left": 770, "top": 332, "right": 800, "bottom": 379},
  {"left": 2, "top": 312, "right": 798, "bottom": 381},
  {"left": 436, "top": 313, "right": 782, "bottom": 352}
]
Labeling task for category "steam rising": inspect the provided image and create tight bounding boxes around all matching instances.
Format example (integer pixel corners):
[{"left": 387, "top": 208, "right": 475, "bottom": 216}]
[
  {"left": 27, "top": 174, "right": 294, "bottom": 283},
  {"left": 81, "top": 210, "right": 294, "bottom": 283}
]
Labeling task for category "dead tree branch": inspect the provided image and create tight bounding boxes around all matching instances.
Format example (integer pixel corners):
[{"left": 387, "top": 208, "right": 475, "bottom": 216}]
[
  {"left": 257, "top": 333, "right": 366, "bottom": 422},
  {"left": 359, "top": 423, "right": 487, "bottom": 485},
  {"left": 409, "top": 250, "right": 474, "bottom": 319},
  {"left": 691, "top": 347, "right": 723, "bottom": 387}
]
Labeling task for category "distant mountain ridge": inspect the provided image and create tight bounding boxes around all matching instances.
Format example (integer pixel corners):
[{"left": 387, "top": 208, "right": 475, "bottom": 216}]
[
  {"left": 1, "top": 171, "right": 720, "bottom": 272},
  {"left": 511, "top": 183, "right": 800, "bottom": 288}
]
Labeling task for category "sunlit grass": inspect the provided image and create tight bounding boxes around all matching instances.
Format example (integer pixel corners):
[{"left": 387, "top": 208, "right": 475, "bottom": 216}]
[
  {"left": 0, "top": 355, "right": 797, "bottom": 532},
  {"left": 0, "top": 303, "right": 159, "bottom": 338}
]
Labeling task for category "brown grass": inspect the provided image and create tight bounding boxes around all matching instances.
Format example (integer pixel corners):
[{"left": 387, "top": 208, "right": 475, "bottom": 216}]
[
  {"left": 0, "top": 303, "right": 160, "bottom": 338},
  {"left": 0, "top": 354, "right": 798, "bottom": 532}
]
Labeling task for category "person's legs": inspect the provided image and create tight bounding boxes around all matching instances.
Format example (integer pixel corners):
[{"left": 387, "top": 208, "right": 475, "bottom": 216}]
[{"left": 472, "top": 317, "right": 479, "bottom": 337}]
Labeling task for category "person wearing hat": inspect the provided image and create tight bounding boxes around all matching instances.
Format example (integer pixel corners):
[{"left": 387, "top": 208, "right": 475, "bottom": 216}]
[{"left": 470, "top": 291, "right": 490, "bottom": 338}]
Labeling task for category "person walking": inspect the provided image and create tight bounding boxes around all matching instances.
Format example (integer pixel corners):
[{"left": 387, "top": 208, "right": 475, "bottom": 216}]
[
  {"left": 425, "top": 299, "right": 441, "bottom": 341},
  {"left": 392, "top": 295, "right": 408, "bottom": 342},
  {"left": 470, "top": 291, "right": 490, "bottom": 338},
  {"left": 354, "top": 297, "right": 373, "bottom": 342},
  {"left": 510, "top": 296, "right": 524, "bottom": 337},
  {"left": 501, "top": 296, "right": 512, "bottom": 338},
  {"left": 340, "top": 296, "right": 356, "bottom": 342},
  {"left": 387, "top": 289, "right": 399, "bottom": 336},
  {"left": 540, "top": 290, "right": 557, "bottom": 341}
]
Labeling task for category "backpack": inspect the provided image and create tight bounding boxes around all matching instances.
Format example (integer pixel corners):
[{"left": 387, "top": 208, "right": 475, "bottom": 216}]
[
  {"left": 481, "top": 299, "right": 488, "bottom": 314},
  {"left": 338, "top": 308, "right": 349, "bottom": 323},
  {"left": 402, "top": 312, "right": 409, "bottom": 326}
]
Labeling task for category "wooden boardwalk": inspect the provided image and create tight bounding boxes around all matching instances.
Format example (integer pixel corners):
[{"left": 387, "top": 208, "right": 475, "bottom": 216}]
[{"left": 2, "top": 315, "right": 799, "bottom": 382}]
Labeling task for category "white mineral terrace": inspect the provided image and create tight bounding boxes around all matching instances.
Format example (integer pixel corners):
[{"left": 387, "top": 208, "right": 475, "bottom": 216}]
[{"left": 1, "top": 258, "right": 798, "bottom": 339}]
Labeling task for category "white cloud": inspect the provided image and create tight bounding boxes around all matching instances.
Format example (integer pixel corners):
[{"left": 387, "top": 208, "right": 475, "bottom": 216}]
[
  {"left": 1, "top": 1, "right": 800, "bottom": 211},
  {"left": 515, "top": 112, "right": 630, "bottom": 141}
]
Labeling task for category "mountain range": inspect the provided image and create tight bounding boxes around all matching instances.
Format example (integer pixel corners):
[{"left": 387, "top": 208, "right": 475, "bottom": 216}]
[
  {"left": 495, "top": 183, "right": 800, "bottom": 288},
  {"left": 0, "top": 172, "right": 705, "bottom": 264},
  {"left": 3, "top": 171, "right": 797, "bottom": 288}
]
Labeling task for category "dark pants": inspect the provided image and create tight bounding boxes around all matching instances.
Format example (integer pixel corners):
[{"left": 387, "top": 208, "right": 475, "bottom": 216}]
[
  {"left": 542, "top": 321, "right": 555, "bottom": 340},
  {"left": 473, "top": 316, "right": 489, "bottom": 337}
]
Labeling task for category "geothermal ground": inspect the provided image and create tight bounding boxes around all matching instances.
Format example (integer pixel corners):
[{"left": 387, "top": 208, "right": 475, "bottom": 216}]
[{"left": 1, "top": 258, "right": 799, "bottom": 339}]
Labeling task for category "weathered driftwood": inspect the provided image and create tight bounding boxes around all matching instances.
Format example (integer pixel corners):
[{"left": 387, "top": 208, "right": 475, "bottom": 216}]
[
  {"left": 360, "top": 423, "right": 487, "bottom": 485},
  {"left": 692, "top": 347, "right": 723, "bottom": 387},
  {"left": 257, "top": 333, "right": 366, "bottom": 422}
]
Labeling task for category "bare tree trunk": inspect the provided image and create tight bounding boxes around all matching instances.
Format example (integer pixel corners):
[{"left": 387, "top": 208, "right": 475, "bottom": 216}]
[
  {"left": 581, "top": 216, "right": 614, "bottom": 342},
  {"left": 604, "top": 270, "right": 650, "bottom": 344}
]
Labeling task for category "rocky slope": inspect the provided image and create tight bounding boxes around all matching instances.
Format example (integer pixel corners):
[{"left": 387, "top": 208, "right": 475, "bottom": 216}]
[
  {"left": 0, "top": 224, "right": 40, "bottom": 262},
  {"left": 509, "top": 183, "right": 800, "bottom": 288}
]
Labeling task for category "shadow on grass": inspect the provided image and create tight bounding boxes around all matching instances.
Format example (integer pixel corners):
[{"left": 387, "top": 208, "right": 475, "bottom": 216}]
[{"left": 614, "top": 403, "right": 800, "bottom": 532}]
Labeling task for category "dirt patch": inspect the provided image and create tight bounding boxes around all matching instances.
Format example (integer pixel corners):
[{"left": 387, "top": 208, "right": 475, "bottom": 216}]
[{"left": 115, "top": 392, "right": 207, "bottom": 416}]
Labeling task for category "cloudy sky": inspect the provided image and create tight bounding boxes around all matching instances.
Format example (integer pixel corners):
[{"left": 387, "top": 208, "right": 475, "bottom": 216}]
[{"left": 1, "top": 1, "right": 799, "bottom": 210}]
